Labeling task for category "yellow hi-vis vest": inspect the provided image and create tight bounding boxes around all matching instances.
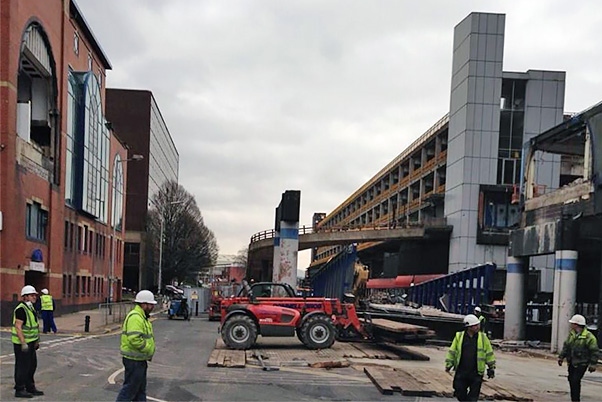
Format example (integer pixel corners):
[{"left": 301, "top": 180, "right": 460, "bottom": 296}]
[
  {"left": 41, "top": 294, "right": 53, "bottom": 311},
  {"left": 11, "top": 303, "right": 39, "bottom": 344},
  {"left": 445, "top": 330, "right": 496, "bottom": 375},
  {"left": 120, "top": 305, "right": 155, "bottom": 361}
]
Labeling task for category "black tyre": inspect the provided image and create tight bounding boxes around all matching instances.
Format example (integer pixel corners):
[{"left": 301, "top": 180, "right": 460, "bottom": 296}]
[
  {"left": 296, "top": 328, "right": 305, "bottom": 344},
  {"left": 300, "top": 315, "right": 336, "bottom": 349},
  {"left": 221, "top": 315, "right": 258, "bottom": 350}
]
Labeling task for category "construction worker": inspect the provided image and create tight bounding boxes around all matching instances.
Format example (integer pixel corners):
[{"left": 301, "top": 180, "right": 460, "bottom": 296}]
[
  {"left": 116, "top": 290, "right": 157, "bottom": 402},
  {"left": 12, "top": 285, "right": 44, "bottom": 398},
  {"left": 39, "top": 289, "right": 57, "bottom": 334},
  {"left": 558, "top": 314, "right": 599, "bottom": 402},
  {"left": 445, "top": 314, "right": 496, "bottom": 402},
  {"left": 473, "top": 306, "right": 486, "bottom": 331}
]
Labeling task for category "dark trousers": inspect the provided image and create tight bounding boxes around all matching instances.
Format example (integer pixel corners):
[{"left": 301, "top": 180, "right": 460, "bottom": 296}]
[
  {"left": 568, "top": 364, "right": 588, "bottom": 402},
  {"left": 13, "top": 342, "right": 37, "bottom": 392},
  {"left": 453, "top": 371, "right": 483, "bottom": 401},
  {"left": 116, "top": 358, "right": 148, "bottom": 402},
  {"left": 41, "top": 310, "right": 57, "bottom": 333}
]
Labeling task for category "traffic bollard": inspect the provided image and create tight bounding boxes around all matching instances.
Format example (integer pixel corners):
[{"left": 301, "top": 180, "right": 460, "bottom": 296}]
[
  {"left": 195, "top": 301, "right": 199, "bottom": 316},
  {"left": 84, "top": 315, "right": 90, "bottom": 332}
]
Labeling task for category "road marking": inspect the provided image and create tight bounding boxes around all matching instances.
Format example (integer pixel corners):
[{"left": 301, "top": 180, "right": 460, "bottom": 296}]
[
  {"left": 108, "top": 368, "right": 167, "bottom": 402},
  {"left": 108, "top": 368, "right": 124, "bottom": 385},
  {"left": 0, "top": 335, "right": 98, "bottom": 360}
]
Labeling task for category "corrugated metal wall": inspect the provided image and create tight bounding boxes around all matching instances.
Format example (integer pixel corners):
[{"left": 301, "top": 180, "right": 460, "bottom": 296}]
[{"left": 307, "top": 245, "right": 357, "bottom": 300}]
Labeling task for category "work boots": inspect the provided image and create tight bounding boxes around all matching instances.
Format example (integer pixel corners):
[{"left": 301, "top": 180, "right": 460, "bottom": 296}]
[{"left": 14, "top": 390, "right": 33, "bottom": 398}]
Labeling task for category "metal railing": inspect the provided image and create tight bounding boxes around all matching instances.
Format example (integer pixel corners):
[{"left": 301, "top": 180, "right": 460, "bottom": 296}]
[
  {"left": 98, "top": 301, "right": 135, "bottom": 326},
  {"left": 249, "top": 218, "right": 448, "bottom": 244}
]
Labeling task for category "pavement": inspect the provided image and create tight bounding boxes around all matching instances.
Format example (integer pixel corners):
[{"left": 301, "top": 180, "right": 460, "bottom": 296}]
[{"left": 1, "top": 302, "right": 171, "bottom": 336}]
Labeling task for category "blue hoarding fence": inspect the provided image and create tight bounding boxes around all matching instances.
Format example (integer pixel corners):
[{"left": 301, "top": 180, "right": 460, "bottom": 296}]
[
  {"left": 306, "top": 245, "right": 357, "bottom": 300},
  {"left": 406, "top": 263, "right": 496, "bottom": 315}
]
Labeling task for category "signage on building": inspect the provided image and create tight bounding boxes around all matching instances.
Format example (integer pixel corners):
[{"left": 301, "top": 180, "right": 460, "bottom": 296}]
[{"left": 29, "top": 261, "right": 45, "bottom": 272}]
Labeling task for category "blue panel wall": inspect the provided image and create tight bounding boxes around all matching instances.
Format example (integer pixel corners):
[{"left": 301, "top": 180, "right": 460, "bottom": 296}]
[
  {"left": 307, "top": 245, "right": 357, "bottom": 300},
  {"left": 406, "top": 263, "right": 496, "bottom": 314}
]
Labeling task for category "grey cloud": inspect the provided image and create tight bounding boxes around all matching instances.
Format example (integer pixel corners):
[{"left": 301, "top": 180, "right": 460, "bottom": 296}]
[{"left": 76, "top": 0, "right": 602, "bottom": 261}]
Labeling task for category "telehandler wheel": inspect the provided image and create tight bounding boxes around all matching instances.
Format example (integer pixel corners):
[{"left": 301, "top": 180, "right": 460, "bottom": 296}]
[
  {"left": 296, "top": 327, "right": 305, "bottom": 344},
  {"left": 221, "top": 315, "right": 258, "bottom": 350},
  {"left": 300, "top": 315, "right": 335, "bottom": 349}
]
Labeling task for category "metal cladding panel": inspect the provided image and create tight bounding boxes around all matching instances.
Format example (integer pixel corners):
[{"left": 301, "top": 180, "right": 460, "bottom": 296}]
[
  {"left": 406, "top": 263, "right": 496, "bottom": 314},
  {"left": 308, "top": 245, "right": 357, "bottom": 300}
]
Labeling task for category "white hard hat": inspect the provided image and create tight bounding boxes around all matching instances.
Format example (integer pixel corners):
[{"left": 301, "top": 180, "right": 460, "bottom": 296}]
[
  {"left": 134, "top": 290, "right": 157, "bottom": 304},
  {"left": 464, "top": 314, "right": 481, "bottom": 327},
  {"left": 41, "top": 288, "right": 49, "bottom": 295},
  {"left": 569, "top": 314, "right": 586, "bottom": 326},
  {"left": 21, "top": 285, "right": 38, "bottom": 296},
  {"left": 474, "top": 306, "right": 481, "bottom": 313}
]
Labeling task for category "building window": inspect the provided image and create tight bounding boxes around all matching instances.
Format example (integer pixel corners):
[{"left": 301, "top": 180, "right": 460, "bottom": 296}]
[
  {"left": 64, "top": 221, "right": 70, "bottom": 249},
  {"left": 67, "top": 275, "right": 72, "bottom": 297},
  {"left": 25, "top": 202, "right": 47, "bottom": 241},
  {"left": 65, "top": 72, "right": 110, "bottom": 222},
  {"left": 476, "top": 185, "right": 520, "bottom": 245},
  {"left": 62, "top": 274, "right": 67, "bottom": 298},
  {"left": 87, "top": 52, "right": 92, "bottom": 71},
  {"left": 73, "top": 31, "right": 79, "bottom": 55},
  {"left": 75, "top": 275, "right": 80, "bottom": 297},
  {"left": 112, "top": 155, "right": 124, "bottom": 230},
  {"left": 65, "top": 73, "right": 79, "bottom": 205}
]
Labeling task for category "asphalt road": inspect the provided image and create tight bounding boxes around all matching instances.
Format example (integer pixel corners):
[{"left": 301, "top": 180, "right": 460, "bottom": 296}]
[{"left": 0, "top": 314, "right": 422, "bottom": 401}]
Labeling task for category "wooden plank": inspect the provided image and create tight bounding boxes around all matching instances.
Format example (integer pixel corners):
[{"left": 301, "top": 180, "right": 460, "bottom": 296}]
[
  {"left": 407, "top": 368, "right": 452, "bottom": 396},
  {"left": 225, "top": 350, "right": 246, "bottom": 368},
  {"left": 363, "top": 367, "right": 395, "bottom": 395},
  {"left": 207, "top": 349, "right": 221, "bottom": 367},
  {"left": 208, "top": 349, "right": 245, "bottom": 368},
  {"left": 391, "top": 369, "right": 436, "bottom": 396},
  {"left": 369, "top": 319, "right": 430, "bottom": 333}
]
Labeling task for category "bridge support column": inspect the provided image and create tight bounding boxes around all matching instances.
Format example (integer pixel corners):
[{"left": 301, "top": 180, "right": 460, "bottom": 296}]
[
  {"left": 272, "top": 207, "right": 280, "bottom": 282},
  {"left": 551, "top": 250, "right": 577, "bottom": 353},
  {"left": 504, "top": 256, "right": 528, "bottom": 340},
  {"left": 274, "top": 221, "right": 299, "bottom": 288},
  {"left": 272, "top": 191, "right": 301, "bottom": 289}
]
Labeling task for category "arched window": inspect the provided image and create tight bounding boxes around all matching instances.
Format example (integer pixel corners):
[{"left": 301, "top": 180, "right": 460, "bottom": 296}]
[
  {"left": 112, "top": 155, "right": 124, "bottom": 230},
  {"left": 66, "top": 72, "right": 110, "bottom": 221}
]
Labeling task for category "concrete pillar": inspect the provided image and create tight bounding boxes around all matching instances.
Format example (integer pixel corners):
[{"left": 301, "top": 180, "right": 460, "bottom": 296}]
[
  {"left": 273, "top": 221, "right": 299, "bottom": 288},
  {"left": 272, "top": 229, "right": 280, "bottom": 280},
  {"left": 551, "top": 250, "right": 578, "bottom": 353},
  {"left": 504, "top": 256, "right": 527, "bottom": 340}
]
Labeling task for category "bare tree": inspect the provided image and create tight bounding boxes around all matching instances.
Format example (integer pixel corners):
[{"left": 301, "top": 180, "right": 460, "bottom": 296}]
[
  {"left": 148, "top": 181, "right": 219, "bottom": 288},
  {"left": 234, "top": 247, "right": 248, "bottom": 269}
]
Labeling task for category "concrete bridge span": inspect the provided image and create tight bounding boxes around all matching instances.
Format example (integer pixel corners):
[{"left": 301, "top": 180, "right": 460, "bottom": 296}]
[{"left": 248, "top": 223, "right": 453, "bottom": 252}]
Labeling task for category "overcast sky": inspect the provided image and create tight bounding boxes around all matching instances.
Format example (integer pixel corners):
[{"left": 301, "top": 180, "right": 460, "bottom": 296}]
[{"left": 76, "top": 0, "right": 602, "bottom": 269}]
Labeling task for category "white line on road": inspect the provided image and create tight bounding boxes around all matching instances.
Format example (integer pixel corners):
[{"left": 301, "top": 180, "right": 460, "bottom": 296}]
[
  {"left": 107, "top": 367, "right": 167, "bottom": 402},
  {"left": 107, "top": 368, "right": 124, "bottom": 385}
]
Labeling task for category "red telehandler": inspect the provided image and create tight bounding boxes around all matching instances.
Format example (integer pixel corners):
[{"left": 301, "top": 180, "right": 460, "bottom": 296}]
[{"left": 219, "top": 280, "right": 372, "bottom": 350}]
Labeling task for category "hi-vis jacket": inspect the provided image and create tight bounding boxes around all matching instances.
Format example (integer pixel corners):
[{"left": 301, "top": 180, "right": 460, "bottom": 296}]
[
  {"left": 11, "top": 302, "right": 39, "bottom": 345},
  {"left": 445, "top": 331, "right": 496, "bottom": 375},
  {"left": 40, "top": 294, "right": 54, "bottom": 311},
  {"left": 120, "top": 305, "right": 155, "bottom": 361},
  {"left": 559, "top": 327, "right": 599, "bottom": 368}
]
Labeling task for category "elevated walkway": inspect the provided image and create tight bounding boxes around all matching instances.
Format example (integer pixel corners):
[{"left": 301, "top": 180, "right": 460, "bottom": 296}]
[{"left": 249, "top": 220, "right": 452, "bottom": 252}]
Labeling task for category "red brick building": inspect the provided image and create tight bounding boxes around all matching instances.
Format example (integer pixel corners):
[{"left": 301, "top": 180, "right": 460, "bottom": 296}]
[{"left": 0, "top": 0, "right": 128, "bottom": 324}]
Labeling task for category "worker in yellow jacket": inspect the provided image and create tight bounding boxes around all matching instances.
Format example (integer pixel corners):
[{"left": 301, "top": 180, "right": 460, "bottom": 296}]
[
  {"left": 116, "top": 290, "right": 157, "bottom": 402},
  {"left": 445, "top": 314, "right": 496, "bottom": 401},
  {"left": 558, "top": 314, "right": 599, "bottom": 402}
]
